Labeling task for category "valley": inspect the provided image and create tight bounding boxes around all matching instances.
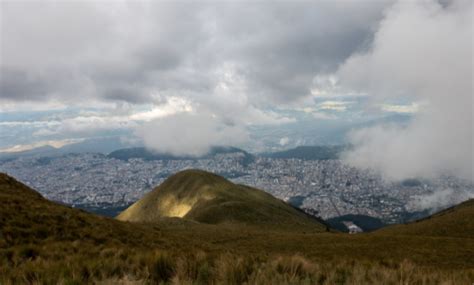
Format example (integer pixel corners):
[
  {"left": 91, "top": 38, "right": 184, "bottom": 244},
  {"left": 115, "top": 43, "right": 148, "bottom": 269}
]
[{"left": 1, "top": 147, "right": 472, "bottom": 226}]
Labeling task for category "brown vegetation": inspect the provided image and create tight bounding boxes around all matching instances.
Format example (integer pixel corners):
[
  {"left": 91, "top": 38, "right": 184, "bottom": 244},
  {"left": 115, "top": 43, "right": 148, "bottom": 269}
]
[{"left": 1, "top": 172, "right": 473, "bottom": 284}]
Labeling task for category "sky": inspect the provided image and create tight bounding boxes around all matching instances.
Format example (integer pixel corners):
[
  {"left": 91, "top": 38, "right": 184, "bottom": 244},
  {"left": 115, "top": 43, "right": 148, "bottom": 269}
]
[{"left": 0, "top": 0, "right": 472, "bottom": 181}]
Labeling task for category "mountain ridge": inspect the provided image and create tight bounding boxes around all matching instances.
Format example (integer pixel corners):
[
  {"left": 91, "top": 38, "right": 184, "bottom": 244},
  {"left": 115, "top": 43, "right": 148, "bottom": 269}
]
[
  {"left": 117, "top": 169, "right": 328, "bottom": 231},
  {"left": 107, "top": 146, "right": 254, "bottom": 161},
  {"left": 262, "top": 145, "right": 345, "bottom": 160}
]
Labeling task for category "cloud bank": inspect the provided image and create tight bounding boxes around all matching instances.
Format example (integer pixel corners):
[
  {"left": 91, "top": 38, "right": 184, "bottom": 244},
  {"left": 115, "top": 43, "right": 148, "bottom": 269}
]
[
  {"left": 137, "top": 113, "right": 249, "bottom": 157},
  {"left": 0, "top": 1, "right": 391, "bottom": 154},
  {"left": 407, "top": 187, "right": 474, "bottom": 213},
  {"left": 4, "top": 0, "right": 471, "bottom": 167},
  {"left": 335, "top": 0, "right": 473, "bottom": 181}
]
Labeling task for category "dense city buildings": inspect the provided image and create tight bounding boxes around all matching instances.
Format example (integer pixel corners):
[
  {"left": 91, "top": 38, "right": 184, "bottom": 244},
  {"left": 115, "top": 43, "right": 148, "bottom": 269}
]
[{"left": 1, "top": 151, "right": 472, "bottom": 224}]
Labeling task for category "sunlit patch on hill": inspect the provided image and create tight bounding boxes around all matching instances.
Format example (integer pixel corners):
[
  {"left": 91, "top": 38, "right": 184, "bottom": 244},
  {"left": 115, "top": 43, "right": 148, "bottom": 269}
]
[{"left": 117, "top": 169, "right": 328, "bottom": 231}]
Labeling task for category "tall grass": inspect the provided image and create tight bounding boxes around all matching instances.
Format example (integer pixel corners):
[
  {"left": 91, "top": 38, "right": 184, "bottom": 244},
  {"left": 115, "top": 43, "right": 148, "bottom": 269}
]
[
  {"left": 1, "top": 174, "right": 473, "bottom": 284},
  {"left": 1, "top": 248, "right": 473, "bottom": 284}
]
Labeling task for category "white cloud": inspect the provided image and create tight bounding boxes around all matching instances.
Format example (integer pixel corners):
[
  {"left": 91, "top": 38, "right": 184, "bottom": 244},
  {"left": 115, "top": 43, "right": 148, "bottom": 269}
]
[
  {"left": 311, "top": 112, "right": 338, "bottom": 121},
  {"left": 293, "top": 101, "right": 351, "bottom": 120},
  {"left": 380, "top": 102, "right": 420, "bottom": 114},
  {"left": 311, "top": 75, "right": 340, "bottom": 97},
  {"left": 0, "top": 121, "right": 58, "bottom": 127},
  {"left": 316, "top": 100, "right": 354, "bottom": 112},
  {"left": 136, "top": 113, "right": 249, "bottom": 156},
  {"left": 338, "top": 0, "right": 473, "bottom": 181},
  {"left": 0, "top": 138, "right": 84, "bottom": 153},
  {"left": 1, "top": 1, "right": 394, "bottom": 149},
  {"left": 240, "top": 108, "right": 296, "bottom": 126},
  {"left": 279, "top": 137, "right": 290, "bottom": 146},
  {"left": 311, "top": 74, "right": 368, "bottom": 98},
  {"left": 129, "top": 97, "right": 193, "bottom": 122},
  {"left": 32, "top": 128, "right": 58, "bottom": 137},
  {"left": 407, "top": 188, "right": 474, "bottom": 212},
  {"left": 0, "top": 100, "right": 69, "bottom": 113}
]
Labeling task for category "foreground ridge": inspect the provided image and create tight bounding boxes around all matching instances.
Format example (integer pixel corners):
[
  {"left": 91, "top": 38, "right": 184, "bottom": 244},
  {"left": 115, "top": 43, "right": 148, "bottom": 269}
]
[{"left": 1, "top": 172, "right": 473, "bottom": 284}]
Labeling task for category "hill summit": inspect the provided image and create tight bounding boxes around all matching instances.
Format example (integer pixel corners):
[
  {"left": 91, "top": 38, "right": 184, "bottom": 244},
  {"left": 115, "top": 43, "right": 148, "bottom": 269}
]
[{"left": 117, "top": 169, "right": 327, "bottom": 230}]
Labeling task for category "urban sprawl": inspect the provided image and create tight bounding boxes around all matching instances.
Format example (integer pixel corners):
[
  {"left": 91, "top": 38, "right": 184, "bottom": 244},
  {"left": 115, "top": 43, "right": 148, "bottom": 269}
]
[{"left": 1, "top": 152, "right": 472, "bottom": 224}]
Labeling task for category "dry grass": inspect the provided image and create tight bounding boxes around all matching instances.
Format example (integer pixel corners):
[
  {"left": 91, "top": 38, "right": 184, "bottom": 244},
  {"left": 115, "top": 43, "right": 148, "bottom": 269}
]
[
  {"left": 1, "top": 173, "right": 474, "bottom": 284},
  {"left": 1, "top": 249, "right": 473, "bottom": 284}
]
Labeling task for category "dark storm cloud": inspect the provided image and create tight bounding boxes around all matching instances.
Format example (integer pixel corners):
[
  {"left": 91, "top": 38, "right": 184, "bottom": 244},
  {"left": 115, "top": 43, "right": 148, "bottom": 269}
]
[
  {"left": 210, "top": 1, "right": 389, "bottom": 103},
  {"left": 0, "top": 67, "right": 50, "bottom": 101},
  {"left": 0, "top": 1, "right": 392, "bottom": 106}
]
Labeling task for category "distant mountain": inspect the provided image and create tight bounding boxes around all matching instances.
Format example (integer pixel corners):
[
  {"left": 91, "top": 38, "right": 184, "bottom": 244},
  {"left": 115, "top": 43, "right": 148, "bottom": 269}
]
[
  {"left": 263, "top": 145, "right": 345, "bottom": 160},
  {"left": 0, "top": 145, "right": 59, "bottom": 161},
  {"left": 59, "top": 136, "right": 130, "bottom": 154},
  {"left": 117, "top": 169, "right": 328, "bottom": 231},
  {"left": 108, "top": 146, "right": 255, "bottom": 165},
  {"left": 326, "top": 214, "right": 386, "bottom": 232},
  {"left": 0, "top": 137, "right": 131, "bottom": 161},
  {"left": 376, "top": 199, "right": 474, "bottom": 238},
  {"left": 108, "top": 147, "right": 175, "bottom": 160}
]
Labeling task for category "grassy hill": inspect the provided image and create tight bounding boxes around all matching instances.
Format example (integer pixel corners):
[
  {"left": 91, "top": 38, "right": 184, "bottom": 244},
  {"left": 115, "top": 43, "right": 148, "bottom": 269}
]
[
  {"left": 376, "top": 199, "right": 474, "bottom": 238},
  {"left": 1, "top": 172, "right": 473, "bottom": 284},
  {"left": 0, "top": 173, "right": 177, "bottom": 283},
  {"left": 0, "top": 173, "right": 165, "bottom": 248},
  {"left": 117, "top": 170, "right": 327, "bottom": 231}
]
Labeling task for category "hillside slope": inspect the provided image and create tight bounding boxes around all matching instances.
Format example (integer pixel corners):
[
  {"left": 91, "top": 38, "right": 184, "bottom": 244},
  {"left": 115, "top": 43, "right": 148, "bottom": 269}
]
[
  {"left": 376, "top": 199, "right": 474, "bottom": 238},
  {"left": 1, "top": 172, "right": 473, "bottom": 284},
  {"left": 0, "top": 173, "right": 166, "bottom": 249},
  {"left": 117, "top": 169, "right": 327, "bottom": 231}
]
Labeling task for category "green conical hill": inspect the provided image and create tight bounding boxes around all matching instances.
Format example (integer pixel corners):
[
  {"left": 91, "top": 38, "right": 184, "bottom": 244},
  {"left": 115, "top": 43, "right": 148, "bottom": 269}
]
[{"left": 117, "top": 169, "right": 327, "bottom": 231}]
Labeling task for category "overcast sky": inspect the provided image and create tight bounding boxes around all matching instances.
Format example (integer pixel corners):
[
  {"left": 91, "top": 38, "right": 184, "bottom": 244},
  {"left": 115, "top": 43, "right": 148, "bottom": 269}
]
[{"left": 0, "top": 0, "right": 472, "bottom": 181}]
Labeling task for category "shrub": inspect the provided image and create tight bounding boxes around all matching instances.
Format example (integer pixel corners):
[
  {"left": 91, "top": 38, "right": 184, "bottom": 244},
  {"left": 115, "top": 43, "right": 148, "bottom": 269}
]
[
  {"left": 274, "top": 255, "right": 311, "bottom": 280},
  {"left": 17, "top": 245, "right": 40, "bottom": 261},
  {"left": 196, "top": 262, "right": 211, "bottom": 284},
  {"left": 149, "top": 253, "right": 175, "bottom": 283},
  {"left": 216, "top": 254, "right": 255, "bottom": 285}
]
